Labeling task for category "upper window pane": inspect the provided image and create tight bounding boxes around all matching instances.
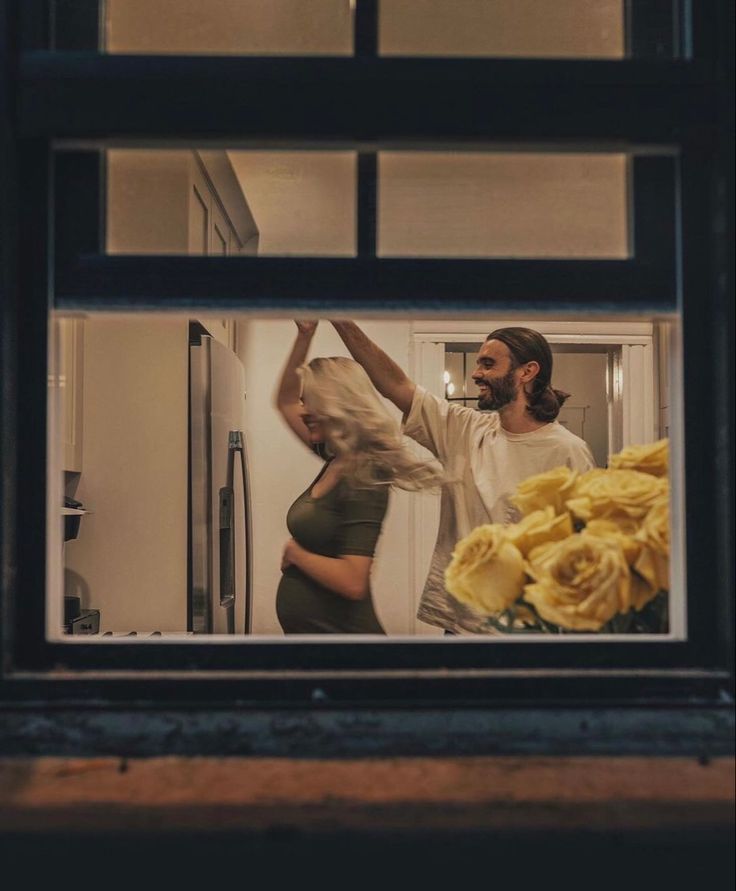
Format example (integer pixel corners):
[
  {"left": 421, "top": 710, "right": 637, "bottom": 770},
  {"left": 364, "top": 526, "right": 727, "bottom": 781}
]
[
  {"left": 100, "top": 149, "right": 628, "bottom": 260},
  {"left": 50, "top": 1, "right": 679, "bottom": 59},
  {"left": 105, "top": 149, "right": 357, "bottom": 257},
  {"left": 378, "top": 152, "right": 629, "bottom": 258},
  {"left": 379, "top": 0, "right": 625, "bottom": 58},
  {"left": 104, "top": 0, "right": 354, "bottom": 55}
]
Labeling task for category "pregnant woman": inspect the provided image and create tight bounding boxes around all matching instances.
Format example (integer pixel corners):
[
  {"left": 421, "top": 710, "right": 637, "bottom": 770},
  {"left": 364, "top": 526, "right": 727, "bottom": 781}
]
[{"left": 275, "top": 320, "right": 441, "bottom": 634}]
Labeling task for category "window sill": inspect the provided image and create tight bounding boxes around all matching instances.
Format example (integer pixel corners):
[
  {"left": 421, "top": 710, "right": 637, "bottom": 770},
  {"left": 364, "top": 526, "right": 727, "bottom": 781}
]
[{"left": 0, "top": 755, "right": 733, "bottom": 834}]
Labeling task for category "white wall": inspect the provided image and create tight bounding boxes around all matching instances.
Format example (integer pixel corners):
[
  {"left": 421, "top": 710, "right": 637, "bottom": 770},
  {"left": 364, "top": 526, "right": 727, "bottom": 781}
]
[
  {"left": 64, "top": 318, "right": 189, "bottom": 632},
  {"left": 227, "top": 152, "right": 356, "bottom": 257},
  {"left": 107, "top": 150, "right": 189, "bottom": 254},
  {"left": 378, "top": 153, "right": 629, "bottom": 258},
  {"left": 380, "top": 0, "right": 624, "bottom": 58},
  {"left": 237, "top": 319, "right": 417, "bottom": 635},
  {"left": 553, "top": 352, "right": 610, "bottom": 468}
]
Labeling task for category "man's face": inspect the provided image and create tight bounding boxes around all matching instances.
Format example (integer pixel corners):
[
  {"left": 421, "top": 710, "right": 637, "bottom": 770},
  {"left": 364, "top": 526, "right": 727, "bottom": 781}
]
[{"left": 471, "top": 339, "right": 521, "bottom": 411}]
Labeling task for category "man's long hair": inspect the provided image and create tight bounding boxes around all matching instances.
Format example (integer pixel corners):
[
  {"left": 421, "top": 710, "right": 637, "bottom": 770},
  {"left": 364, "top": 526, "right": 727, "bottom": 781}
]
[{"left": 486, "top": 327, "right": 570, "bottom": 422}]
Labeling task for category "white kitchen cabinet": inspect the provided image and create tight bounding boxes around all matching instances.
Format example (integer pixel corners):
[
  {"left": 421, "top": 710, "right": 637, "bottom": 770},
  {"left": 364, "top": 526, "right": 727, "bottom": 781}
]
[
  {"left": 108, "top": 149, "right": 258, "bottom": 257},
  {"left": 188, "top": 150, "right": 260, "bottom": 260},
  {"left": 196, "top": 318, "right": 237, "bottom": 351},
  {"left": 107, "top": 148, "right": 258, "bottom": 352},
  {"left": 108, "top": 149, "right": 258, "bottom": 355},
  {"left": 188, "top": 155, "right": 249, "bottom": 352}
]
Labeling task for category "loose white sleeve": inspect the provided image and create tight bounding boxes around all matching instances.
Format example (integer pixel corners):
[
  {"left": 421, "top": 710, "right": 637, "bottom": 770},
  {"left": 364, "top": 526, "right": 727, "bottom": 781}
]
[
  {"left": 403, "top": 385, "right": 496, "bottom": 465},
  {"left": 568, "top": 439, "right": 596, "bottom": 472}
]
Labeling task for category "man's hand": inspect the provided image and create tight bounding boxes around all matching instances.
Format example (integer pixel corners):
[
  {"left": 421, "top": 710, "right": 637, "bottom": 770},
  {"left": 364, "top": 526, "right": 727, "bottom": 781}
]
[{"left": 295, "top": 320, "right": 318, "bottom": 336}]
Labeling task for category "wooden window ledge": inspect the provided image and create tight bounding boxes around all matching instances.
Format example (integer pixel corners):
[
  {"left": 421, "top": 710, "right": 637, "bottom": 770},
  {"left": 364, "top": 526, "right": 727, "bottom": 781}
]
[{"left": 0, "top": 755, "right": 732, "bottom": 834}]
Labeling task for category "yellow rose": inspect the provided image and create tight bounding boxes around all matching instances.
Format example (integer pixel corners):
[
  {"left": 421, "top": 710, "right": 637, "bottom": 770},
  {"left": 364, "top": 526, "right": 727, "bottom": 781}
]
[
  {"left": 583, "top": 518, "right": 642, "bottom": 564},
  {"left": 566, "top": 469, "right": 667, "bottom": 525},
  {"left": 609, "top": 438, "right": 669, "bottom": 477},
  {"left": 632, "top": 495, "right": 670, "bottom": 603},
  {"left": 506, "top": 506, "right": 574, "bottom": 556},
  {"left": 511, "top": 466, "right": 579, "bottom": 516},
  {"left": 523, "top": 534, "right": 631, "bottom": 631},
  {"left": 444, "top": 524, "right": 526, "bottom": 615},
  {"left": 582, "top": 518, "right": 657, "bottom": 612}
]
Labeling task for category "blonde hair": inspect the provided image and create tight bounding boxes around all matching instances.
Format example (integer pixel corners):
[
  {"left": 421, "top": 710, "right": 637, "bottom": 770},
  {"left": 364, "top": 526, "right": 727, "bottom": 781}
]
[{"left": 299, "top": 356, "right": 442, "bottom": 492}]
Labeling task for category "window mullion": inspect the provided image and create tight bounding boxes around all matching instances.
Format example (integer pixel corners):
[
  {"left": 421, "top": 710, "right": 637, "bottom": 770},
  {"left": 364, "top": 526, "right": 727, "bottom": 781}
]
[
  {"left": 357, "top": 153, "right": 377, "bottom": 258},
  {"left": 54, "top": 255, "right": 675, "bottom": 315},
  {"left": 354, "top": 0, "right": 378, "bottom": 58},
  {"left": 19, "top": 55, "right": 708, "bottom": 144}
]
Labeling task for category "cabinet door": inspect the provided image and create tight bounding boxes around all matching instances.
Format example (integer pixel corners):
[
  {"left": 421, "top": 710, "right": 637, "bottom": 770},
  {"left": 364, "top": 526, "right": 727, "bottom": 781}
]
[
  {"left": 188, "top": 179, "right": 210, "bottom": 255},
  {"left": 59, "top": 319, "right": 84, "bottom": 472},
  {"left": 188, "top": 156, "right": 238, "bottom": 352},
  {"left": 196, "top": 316, "right": 236, "bottom": 351},
  {"left": 211, "top": 200, "right": 229, "bottom": 257}
]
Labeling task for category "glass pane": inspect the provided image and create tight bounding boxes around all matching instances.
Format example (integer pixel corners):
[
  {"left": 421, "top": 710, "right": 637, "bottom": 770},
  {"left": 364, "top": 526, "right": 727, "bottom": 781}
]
[
  {"left": 104, "top": 0, "right": 354, "bottom": 55},
  {"left": 105, "top": 149, "right": 357, "bottom": 257},
  {"left": 378, "top": 152, "right": 629, "bottom": 258},
  {"left": 380, "top": 0, "right": 625, "bottom": 58},
  {"left": 48, "top": 312, "right": 682, "bottom": 642}
]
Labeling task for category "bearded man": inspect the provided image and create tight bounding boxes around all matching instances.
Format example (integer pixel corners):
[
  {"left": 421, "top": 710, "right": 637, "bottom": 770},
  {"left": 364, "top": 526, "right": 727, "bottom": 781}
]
[{"left": 330, "top": 321, "right": 595, "bottom": 634}]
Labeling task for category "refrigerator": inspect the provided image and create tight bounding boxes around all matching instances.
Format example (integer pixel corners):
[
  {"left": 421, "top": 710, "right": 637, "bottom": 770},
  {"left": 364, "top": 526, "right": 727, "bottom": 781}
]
[{"left": 189, "top": 329, "right": 253, "bottom": 634}]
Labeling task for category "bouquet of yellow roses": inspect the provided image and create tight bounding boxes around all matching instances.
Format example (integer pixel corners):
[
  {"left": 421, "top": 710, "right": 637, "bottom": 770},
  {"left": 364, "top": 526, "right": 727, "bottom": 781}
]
[{"left": 444, "top": 439, "right": 670, "bottom": 633}]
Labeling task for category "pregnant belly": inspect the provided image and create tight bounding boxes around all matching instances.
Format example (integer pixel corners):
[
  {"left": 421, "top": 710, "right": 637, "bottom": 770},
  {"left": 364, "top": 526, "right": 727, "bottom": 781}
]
[{"left": 276, "top": 568, "right": 384, "bottom": 635}]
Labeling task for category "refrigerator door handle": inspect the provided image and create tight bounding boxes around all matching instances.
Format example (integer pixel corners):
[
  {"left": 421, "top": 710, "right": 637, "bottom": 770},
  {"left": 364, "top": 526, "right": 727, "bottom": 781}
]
[
  {"left": 230, "top": 430, "right": 253, "bottom": 634},
  {"left": 218, "top": 487, "right": 235, "bottom": 602},
  {"left": 218, "top": 440, "right": 236, "bottom": 634}
]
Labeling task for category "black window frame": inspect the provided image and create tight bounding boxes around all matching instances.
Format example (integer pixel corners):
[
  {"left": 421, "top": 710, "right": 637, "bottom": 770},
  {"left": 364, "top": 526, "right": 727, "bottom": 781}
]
[{"left": 0, "top": 0, "right": 733, "bottom": 709}]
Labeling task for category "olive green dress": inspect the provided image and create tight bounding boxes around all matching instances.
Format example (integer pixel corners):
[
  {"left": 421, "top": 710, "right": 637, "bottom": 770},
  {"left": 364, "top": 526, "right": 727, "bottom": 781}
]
[{"left": 277, "top": 462, "right": 388, "bottom": 634}]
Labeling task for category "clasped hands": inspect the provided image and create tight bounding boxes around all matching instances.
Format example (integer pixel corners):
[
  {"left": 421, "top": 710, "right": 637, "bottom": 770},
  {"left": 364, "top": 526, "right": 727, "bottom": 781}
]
[{"left": 295, "top": 319, "right": 348, "bottom": 336}]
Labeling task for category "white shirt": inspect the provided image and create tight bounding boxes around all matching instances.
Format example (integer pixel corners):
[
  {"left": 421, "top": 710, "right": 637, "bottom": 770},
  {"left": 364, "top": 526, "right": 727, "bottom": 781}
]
[{"left": 403, "top": 386, "right": 596, "bottom": 633}]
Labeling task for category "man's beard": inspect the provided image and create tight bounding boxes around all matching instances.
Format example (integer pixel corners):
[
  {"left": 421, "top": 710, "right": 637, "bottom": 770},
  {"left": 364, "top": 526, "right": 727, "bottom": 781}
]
[{"left": 477, "top": 367, "right": 518, "bottom": 411}]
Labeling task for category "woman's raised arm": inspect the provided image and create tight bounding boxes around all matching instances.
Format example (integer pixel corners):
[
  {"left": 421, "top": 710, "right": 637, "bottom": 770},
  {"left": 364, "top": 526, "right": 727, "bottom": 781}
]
[{"left": 274, "top": 320, "right": 318, "bottom": 448}]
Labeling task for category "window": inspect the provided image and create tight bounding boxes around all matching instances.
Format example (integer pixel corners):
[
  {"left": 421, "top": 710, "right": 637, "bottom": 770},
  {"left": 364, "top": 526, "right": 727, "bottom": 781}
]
[{"left": 1, "top": 1, "right": 732, "bottom": 701}]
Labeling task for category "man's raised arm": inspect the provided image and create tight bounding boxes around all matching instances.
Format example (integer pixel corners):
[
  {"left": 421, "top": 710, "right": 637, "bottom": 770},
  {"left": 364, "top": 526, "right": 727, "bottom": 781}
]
[{"left": 331, "top": 321, "right": 416, "bottom": 415}]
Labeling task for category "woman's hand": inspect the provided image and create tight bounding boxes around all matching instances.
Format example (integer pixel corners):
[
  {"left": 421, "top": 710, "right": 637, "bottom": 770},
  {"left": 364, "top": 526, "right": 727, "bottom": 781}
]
[
  {"left": 281, "top": 537, "right": 298, "bottom": 571},
  {"left": 295, "top": 320, "right": 318, "bottom": 336},
  {"left": 280, "top": 538, "right": 373, "bottom": 600}
]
